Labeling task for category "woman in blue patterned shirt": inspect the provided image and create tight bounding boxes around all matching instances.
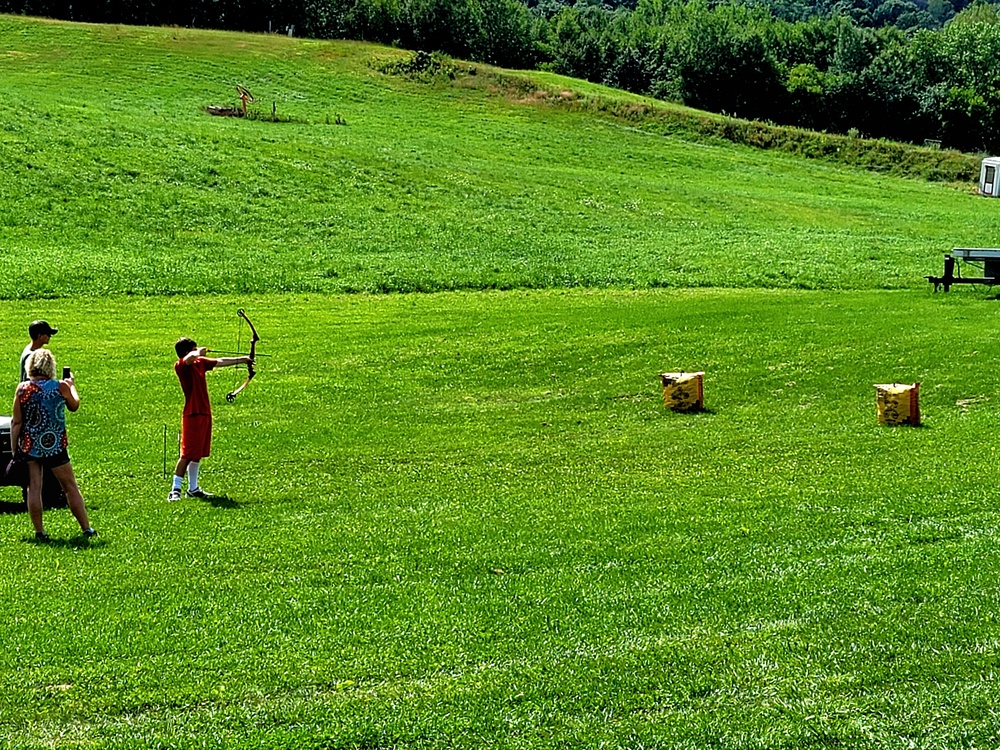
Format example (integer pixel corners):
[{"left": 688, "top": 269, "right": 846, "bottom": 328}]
[{"left": 10, "top": 348, "right": 95, "bottom": 541}]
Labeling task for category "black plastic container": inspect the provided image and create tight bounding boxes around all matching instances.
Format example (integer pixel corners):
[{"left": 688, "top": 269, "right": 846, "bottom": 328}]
[{"left": 0, "top": 416, "right": 67, "bottom": 513}]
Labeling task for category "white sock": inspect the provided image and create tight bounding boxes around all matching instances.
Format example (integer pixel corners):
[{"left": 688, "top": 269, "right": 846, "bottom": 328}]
[
  {"left": 187, "top": 462, "right": 200, "bottom": 490},
  {"left": 172, "top": 474, "right": 183, "bottom": 491}
]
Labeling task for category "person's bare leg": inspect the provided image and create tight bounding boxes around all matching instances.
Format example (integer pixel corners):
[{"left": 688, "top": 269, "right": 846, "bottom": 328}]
[
  {"left": 26, "top": 461, "right": 44, "bottom": 535},
  {"left": 173, "top": 458, "right": 191, "bottom": 480},
  {"left": 168, "top": 458, "right": 191, "bottom": 500},
  {"left": 51, "top": 462, "right": 90, "bottom": 531}
]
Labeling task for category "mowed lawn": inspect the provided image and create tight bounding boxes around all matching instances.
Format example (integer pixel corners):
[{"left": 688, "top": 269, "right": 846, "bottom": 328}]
[
  {"left": 5, "top": 12, "right": 1000, "bottom": 749},
  {"left": 0, "top": 290, "right": 999, "bottom": 747}
]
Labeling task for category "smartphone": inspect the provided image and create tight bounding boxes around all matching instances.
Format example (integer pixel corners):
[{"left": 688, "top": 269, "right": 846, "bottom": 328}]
[{"left": 62, "top": 366, "right": 71, "bottom": 379}]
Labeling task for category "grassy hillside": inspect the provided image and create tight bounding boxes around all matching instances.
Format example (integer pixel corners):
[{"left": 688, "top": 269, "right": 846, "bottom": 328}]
[{"left": 2, "top": 15, "right": 999, "bottom": 296}]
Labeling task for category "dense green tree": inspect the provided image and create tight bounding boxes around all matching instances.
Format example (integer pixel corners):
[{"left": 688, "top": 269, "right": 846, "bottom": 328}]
[
  {"left": 344, "top": 0, "right": 403, "bottom": 42},
  {"left": 927, "top": 0, "right": 955, "bottom": 25},
  {"left": 831, "top": 17, "right": 872, "bottom": 72},
  {"left": 947, "top": 0, "right": 1000, "bottom": 23},
  {"left": 544, "top": 5, "right": 606, "bottom": 80},
  {"left": 476, "top": 0, "right": 537, "bottom": 66},
  {"left": 849, "top": 33, "right": 936, "bottom": 141},
  {"left": 784, "top": 62, "right": 833, "bottom": 127}
]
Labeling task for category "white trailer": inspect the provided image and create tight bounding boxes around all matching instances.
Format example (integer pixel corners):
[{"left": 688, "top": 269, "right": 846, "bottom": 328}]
[{"left": 980, "top": 157, "right": 1000, "bottom": 196}]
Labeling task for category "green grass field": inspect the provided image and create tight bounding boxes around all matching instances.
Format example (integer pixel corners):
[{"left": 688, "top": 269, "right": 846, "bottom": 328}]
[{"left": 5, "top": 14, "right": 1000, "bottom": 749}]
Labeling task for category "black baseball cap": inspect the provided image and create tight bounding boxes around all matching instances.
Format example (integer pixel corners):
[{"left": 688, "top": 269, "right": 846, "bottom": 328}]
[{"left": 28, "top": 320, "right": 57, "bottom": 339}]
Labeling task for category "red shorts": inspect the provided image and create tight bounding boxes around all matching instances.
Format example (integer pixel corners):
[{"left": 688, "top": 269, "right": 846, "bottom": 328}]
[{"left": 180, "top": 414, "right": 212, "bottom": 461}]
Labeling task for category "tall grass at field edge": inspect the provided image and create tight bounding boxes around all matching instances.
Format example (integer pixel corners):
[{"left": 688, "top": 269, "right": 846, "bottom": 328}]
[
  {"left": 415, "top": 53, "right": 979, "bottom": 184},
  {"left": 477, "top": 67, "right": 982, "bottom": 184}
]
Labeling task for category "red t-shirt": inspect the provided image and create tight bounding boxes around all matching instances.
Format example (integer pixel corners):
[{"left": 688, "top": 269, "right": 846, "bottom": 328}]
[{"left": 175, "top": 357, "right": 219, "bottom": 416}]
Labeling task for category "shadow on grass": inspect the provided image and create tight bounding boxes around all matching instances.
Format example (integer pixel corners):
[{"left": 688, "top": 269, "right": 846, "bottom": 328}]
[
  {"left": 22, "top": 534, "right": 104, "bottom": 549},
  {"left": 196, "top": 493, "right": 240, "bottom": 509},
  {"left": 0, "top": 497, "right": 68, "bottom": 515}
]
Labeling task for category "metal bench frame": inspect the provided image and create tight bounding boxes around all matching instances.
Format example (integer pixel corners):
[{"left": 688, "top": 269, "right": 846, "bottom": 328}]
[{"left": 927, "top": 248, "right": 1000, "bottom": 291}]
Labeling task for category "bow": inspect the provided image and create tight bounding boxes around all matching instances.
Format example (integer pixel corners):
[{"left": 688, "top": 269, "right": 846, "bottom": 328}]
[{"left": 225, "top": 309, "right": 259, "bottom": 403}]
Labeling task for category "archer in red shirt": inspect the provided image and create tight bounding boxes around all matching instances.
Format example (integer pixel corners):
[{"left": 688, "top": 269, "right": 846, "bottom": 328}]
[{"left": 169, "top": 337, "right": 251, "bottom": 501}]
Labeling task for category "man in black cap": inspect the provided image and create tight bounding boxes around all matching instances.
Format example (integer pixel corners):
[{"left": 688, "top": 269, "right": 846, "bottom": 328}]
[{"left": 19, "top": 320, "right": 57, "bottom": 383}]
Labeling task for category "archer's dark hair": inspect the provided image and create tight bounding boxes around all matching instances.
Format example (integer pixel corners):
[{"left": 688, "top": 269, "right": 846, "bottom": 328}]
[{"left": 175, "top": 337, "right": 197, "bottom": 359}]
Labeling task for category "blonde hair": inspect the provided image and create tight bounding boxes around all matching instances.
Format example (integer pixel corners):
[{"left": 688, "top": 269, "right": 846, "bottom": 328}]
[{"left": 26, "top": 348, "right": 56, "bottom": 380}]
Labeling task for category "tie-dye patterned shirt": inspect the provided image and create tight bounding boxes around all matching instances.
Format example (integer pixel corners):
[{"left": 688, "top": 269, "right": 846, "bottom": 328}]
[{"left": 17, "top": 380, "right": 67, "bottom": 458}]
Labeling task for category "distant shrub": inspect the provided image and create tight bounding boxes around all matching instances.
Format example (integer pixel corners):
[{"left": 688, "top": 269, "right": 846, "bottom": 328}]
[{"left": 373, "top": 50, "right": 475, "bottom": 81}]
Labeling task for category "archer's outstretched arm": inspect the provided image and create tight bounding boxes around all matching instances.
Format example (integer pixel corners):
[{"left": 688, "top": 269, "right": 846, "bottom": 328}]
[{"left": 215, "top": 356, "right": 253, "bottom": 368}]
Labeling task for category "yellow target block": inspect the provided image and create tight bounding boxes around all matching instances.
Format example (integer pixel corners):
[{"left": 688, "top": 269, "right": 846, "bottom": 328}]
[
  {"left": 875, "top": 382, "right": 920, "bottom": 426},
  {"left": 660, "top": 372, "right": 705, "bottom": 412}
]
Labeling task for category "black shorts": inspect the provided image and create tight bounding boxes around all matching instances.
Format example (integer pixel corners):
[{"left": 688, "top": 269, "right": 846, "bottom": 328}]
[{"left": 27, "top": 450, "right": 71, "bottom": 470}]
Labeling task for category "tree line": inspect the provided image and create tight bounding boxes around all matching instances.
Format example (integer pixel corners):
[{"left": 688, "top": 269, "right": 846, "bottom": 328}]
[{"left": 6, "top": 0, "right": 1000, "bottom": 152}]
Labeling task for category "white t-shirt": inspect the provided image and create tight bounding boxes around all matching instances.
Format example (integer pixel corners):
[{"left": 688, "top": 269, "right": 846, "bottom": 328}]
[{"left": 19, "top": 344, "right": 34, "bottom": 382}]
